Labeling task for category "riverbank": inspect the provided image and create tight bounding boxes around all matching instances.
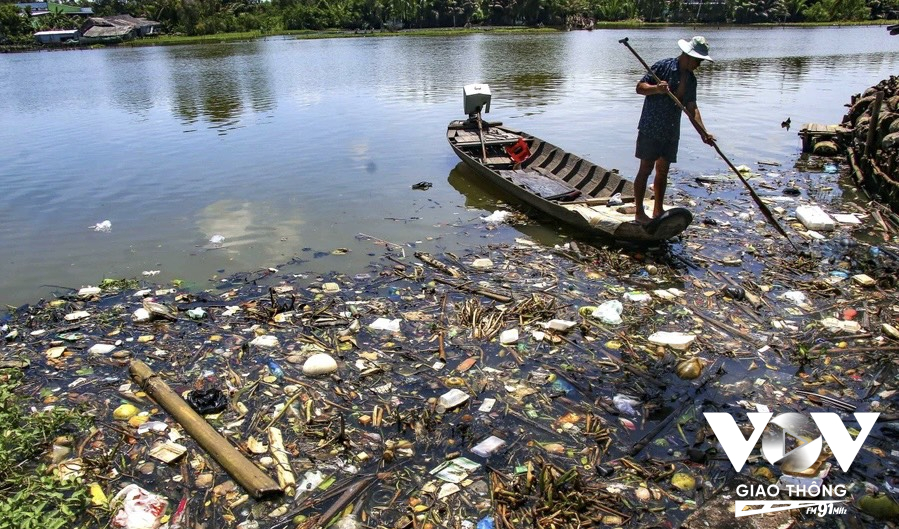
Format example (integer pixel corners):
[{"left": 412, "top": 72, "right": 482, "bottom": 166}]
[{"left": 4, "top": 20, "right": 896, "bottom": 53}]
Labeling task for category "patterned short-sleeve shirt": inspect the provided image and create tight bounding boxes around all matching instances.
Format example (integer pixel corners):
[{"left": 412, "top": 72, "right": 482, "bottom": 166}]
[{"left": 637, "top": 57, "right": 697, "bottom": 140}]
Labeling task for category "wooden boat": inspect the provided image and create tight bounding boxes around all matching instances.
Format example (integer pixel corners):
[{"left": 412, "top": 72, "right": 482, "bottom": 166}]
[{"left": 447, "top": 102, "right": 693, "bottom": 243}]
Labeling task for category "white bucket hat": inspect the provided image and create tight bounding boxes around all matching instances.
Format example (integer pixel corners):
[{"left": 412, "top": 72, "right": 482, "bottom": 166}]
[{"left": 678, "top": 36, "right": 713, "bottom": 61}]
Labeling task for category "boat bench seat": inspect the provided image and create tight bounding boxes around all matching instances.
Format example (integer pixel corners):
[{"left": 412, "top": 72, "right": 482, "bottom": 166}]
[
  {"left": 498, "top": 168, "right": 581, "bottom": 201},
  {"left": 454, "top": 138, "right": 522, "bottom": 147},
  {"left": 452, "top": 129, "right": 523, "bottom": 147},
  {"left": 484, "top": 156, "right": 515, "bottom": 166}
]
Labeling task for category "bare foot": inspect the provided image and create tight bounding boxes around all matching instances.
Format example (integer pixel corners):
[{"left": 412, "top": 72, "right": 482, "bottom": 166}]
[
  {"left": 635, "top": 212, "right": 652, "bottom": 225},
  {"left": 652, "top": 208, "right": 666, "bottom": 219}
]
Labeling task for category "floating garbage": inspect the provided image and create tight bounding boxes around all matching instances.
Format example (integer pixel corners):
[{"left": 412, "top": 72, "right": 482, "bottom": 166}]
[
  {"left": 110, "top": 484, "right": 167, "bottom": 529},
  {"left": 1, "top": 203, "right": 898, "bottom": 529},
  {"left": 369, "top": 317, "right": 400, "bottom": 332},
  {"left": 648, "top": 331, "right": 696, "bottom": 351},
  {"left": 795, "top": 204, "right": 836, "bottom": 231},
  {"left": 91, "top": 220, "right": 112, "bottom": 232},
  {"left": 471, "top": 258, "right": 493, "bottom": 269},
  {"left": 78, "top": 286, "right": 102, "bottom": 297},
  {"left": 858, "top": 494, "right": 899, "bottom": 520},
  {"left": 777, "top": 290, "right": 808, "bottom": 305},
  {"left": 675, "top": 358, "right": 705, "bottom": 380},
  {"left": 185, "top": 388, "right": 228, "bottom": 415},
  {"left": 89, "top": 343, "right": 116, "bottom": 355},
  {"left": 249, "top": 335, "right": 279, "bottom": 348},
  {"left": 302, "top": 353, "right": 338, "bottom": 376},
  {"left": 471, "top": 435, "right": 507, "bottom": 457},
  {"left": 481, "top": 210, "right": 511, "bottom": 223},
  {"left": 592, "top": 300, "right": 623, "bottom": 324},
  {"left": 499, "top": 328, "right": 518, "bottom": 344},
  {"left": 186, "top": 307, "right": 206, "bottom": 320},
  {"left": 623, "top": 291, "right": 651, "bottom": 303},
  {"left": 113, "top": 403, "right": 139, "bottom": 420},
  {"left": 437, "top": 388, "right": 469, "bottom": 413},
  {"left": 612, "top": 394, "right": 641, "bottom": 416}
]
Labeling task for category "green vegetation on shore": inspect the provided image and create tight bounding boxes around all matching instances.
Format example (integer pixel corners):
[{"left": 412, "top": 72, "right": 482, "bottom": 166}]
[
  {"left": 1, "top": 0, "right": 897, "bottom": 48},
  {"left": 0, "top": 369, "right": 92, "bottom": 529}
]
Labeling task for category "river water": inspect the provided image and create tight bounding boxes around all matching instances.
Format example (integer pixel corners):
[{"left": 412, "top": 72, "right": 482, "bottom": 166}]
[{"left": 0, "top": 26, "right": 896, "bottom": 307}]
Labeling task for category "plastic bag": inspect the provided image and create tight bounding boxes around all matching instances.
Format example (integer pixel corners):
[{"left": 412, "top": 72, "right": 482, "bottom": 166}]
[
  {"left": 110, "top": 484, "right": 168, "bottom": 529},
  {"left": 481, "top": 211, "right": 511, "bottom": 223},
  {"left": 91, "top": 220, "right": 112, "bottom": 232},
  {"left": 592, "top": 300, "right": 623, "bottom": 325},
  {"left": 186, "top": 388, "right": 228, "bottom": 415}
]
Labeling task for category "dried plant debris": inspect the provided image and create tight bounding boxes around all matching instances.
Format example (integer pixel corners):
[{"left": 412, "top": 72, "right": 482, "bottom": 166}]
[{"left": 2, "top": 191, "right": 899, "bottom": 529}]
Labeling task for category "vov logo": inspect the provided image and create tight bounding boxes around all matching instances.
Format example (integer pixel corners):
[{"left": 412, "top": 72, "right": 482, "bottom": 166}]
[{"left": 704, "top": 411, "right": 879, "bottom": 472}]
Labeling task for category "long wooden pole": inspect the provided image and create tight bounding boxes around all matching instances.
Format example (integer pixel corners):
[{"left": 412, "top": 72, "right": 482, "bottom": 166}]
[
  {"left": 619, "top": 37, "right": 796, "bottom": 249},
  {"left": 476, "top": 110, "right": 488, "bottom": 162},
  {"left": 864, "top": 91, "right": 884, "bottom": 159},
  {"left": 129, "top": 360, "right": 282, "bottom": 499}
]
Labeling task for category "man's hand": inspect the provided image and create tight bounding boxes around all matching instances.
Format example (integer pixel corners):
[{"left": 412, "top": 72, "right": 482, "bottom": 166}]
[
  {"left": 655, "top": 81, "right": 669, "bottom": 95},
  {"left": 701, "top": 132, "right": 716, "bottom": 145}
]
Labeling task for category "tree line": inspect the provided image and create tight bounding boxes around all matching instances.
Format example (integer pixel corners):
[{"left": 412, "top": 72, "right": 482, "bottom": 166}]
[{"left": 1, "top": 0, "right": 896, "bottom": 43}]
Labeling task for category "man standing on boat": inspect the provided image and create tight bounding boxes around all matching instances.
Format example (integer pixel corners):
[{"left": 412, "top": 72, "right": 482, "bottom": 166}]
[{"left": 633, "top": 36, "right": 715, "bottom": 226}]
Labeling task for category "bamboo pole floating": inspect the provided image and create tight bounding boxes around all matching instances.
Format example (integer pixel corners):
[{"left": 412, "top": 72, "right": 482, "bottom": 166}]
[
  {"left": 433, "top": 276, "right": 513, "bottom": 303},
  {"left": 129, "top": 360, "right": 282, "bottom": 499},
  {"left": 619, "top": 37, "right": 796, "bottom": 249},
  {"left": 268, "top": 427, "right": 296, "bottom": 492}
]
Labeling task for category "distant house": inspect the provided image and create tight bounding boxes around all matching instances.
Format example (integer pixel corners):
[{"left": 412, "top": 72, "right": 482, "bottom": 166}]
[
  {"left": 103, "top": 15, "right": 162, "bottom": 37},
  {"left": 79, "top": 17, "right": 135, "bottom": 43},
  {"left": 33, "top": 29, "right": 79, "bottom": 44}
]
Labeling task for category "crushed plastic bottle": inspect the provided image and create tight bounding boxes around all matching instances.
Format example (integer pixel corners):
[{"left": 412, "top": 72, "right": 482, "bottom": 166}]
[
  {"left": 267, "top": 359, "right": 284, "bottom": 379},
  {"left": 477, "top": 516, "right": 495, "bottom": 529},
  {"left": 550, "top": 377, "right": 576, "bottom": 396}
]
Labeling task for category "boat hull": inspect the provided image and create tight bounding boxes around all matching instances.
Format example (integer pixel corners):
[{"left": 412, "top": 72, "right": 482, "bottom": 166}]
[{"left": 447, "top": 120, "right": 692, "bottom": 243}]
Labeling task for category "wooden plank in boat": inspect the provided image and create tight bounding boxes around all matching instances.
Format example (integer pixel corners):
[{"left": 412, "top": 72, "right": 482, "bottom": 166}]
[
  {"left": 499, "top": 169, "right": 577, "bottom": 198},
  {"left": 453, "top": 129, "right": 522, "bottom": 147}
]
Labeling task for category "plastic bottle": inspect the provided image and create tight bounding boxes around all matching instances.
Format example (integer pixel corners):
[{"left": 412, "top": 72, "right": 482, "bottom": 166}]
[{"left": 267, "top": 359, "right": 284, "bottom": 380}]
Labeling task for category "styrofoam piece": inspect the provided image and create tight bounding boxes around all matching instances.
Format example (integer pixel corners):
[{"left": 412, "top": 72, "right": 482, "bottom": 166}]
[
  {"left": 499, "top": 328, "right": 519, "bottom": 344},
  {"left": 832, "top": 213, "right": 861, "bottom": 224},
  {"left": 795, "top": 205, "right": 835, "bottom": 231},
  {"left": 471, "top": 435, "right": 507, "bottom": 457},
  {"left": 648, "top": 331, "right": 696, "bottom": 351},
  {"left": 437, "top": 389, "right": 469, "bottom": 412}
]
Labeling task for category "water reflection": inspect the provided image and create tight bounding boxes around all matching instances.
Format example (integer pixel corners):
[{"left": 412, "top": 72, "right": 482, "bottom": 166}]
[
  {"left": 102, "top": 50, "right": 160, "bottom": 117},
  {"left": 447, "top": 162, "right": 568, "bottom": 246},
  {"left": 481, "top": 35, "right": 565, "bottom": 112},
  {"left": 706, "top": 52, "right": 899, "bottom": 92},
  {"left": 195, "top": 199, "right": 305, "bottom": 263},
  {"left": 2, "top": 27, "right": 898, "bottom": 308},
  {"left": 165, "top": 42, "right": 274, "bottom": 132}
]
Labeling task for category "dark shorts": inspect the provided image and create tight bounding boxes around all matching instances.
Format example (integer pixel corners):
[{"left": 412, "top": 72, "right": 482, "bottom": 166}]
[{"left": 635, "top": 130, "right": 679, "bottom": 163}]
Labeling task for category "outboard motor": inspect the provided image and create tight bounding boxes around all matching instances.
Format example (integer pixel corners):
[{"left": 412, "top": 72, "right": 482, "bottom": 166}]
[{"left": 463, "top": 84, "right": 491, "bottom": 122}]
